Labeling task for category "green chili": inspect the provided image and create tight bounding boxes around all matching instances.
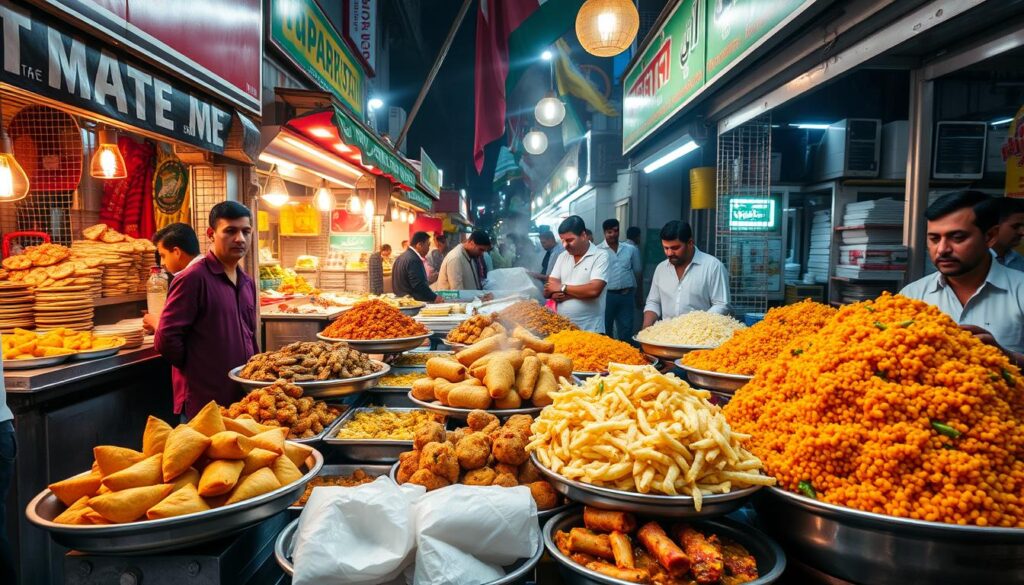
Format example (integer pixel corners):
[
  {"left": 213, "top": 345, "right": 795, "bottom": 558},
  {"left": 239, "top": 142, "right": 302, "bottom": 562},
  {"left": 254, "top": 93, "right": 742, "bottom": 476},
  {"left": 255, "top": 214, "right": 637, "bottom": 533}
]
[
  {"left": 930, "top": 420, "right": 962, "bottom": 439},
  {"left": 798, "top": 480, "right": 817, "bottom": 499}
]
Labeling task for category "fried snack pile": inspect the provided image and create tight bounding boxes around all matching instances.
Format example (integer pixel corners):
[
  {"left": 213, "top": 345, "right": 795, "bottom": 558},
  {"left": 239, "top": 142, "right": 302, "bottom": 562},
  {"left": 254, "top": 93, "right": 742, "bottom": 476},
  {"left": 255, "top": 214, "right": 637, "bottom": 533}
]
[
  {"left": 333, "top": 408, "right": 442, "bottom": 440},
  {"left": 395, "top": 410, "right": 560, "bottom": 510},
  {"left": 546, "top": 330, "right": 647, "bottom": 372},
  {"left": 636, "top": 311, "right": 746, "bottom": 347},
  {"left": 322, "top": 299, "right": 428, "bottom": 339},
  {"left": 411, "top": 332, "right": 573, "bottom": 410},
  {"left": 48, "top": 401, "right": 314, "bottom": 524},
  {"left": 294, "top": 469, "right": 375, "bottom": 506},
  {"left": 497, "top": 300, "right": 578, "bottom": 337},
  {"left": 2, "top": 328, "right": 124, "bottom": 359},
  {"left": 682, "top": 300, "right": 836, "bottom": 375},
  {"left": 238, "top": 341, "right": 381, "bottom": 382},
  {"left": 446, "top": 313, "right": 506, "bottom": 345},
  {"left": 725, "top": 293, "right": 1024, "bottom": 527},
  {"left": 220, "top": 380, "right": 344, "bottom": 439},
  {"left": 528, "top": 364, "right": 774, "bottom": 510},
  {"left": 554, "top": 506, "right": 759, "bottom": 584}
]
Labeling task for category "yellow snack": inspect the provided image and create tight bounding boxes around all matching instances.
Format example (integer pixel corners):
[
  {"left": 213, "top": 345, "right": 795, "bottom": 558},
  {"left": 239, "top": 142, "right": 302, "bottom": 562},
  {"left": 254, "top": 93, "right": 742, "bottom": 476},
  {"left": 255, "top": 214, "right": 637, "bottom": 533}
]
[
  {"left": 93, "top": 446, "right": 145, "bottom": 477},
  {"left": 102, "top": 454, "right": 163, "bottom": 491},
  {"left": 283, "top": 442, "right": 314, "bottom": 469},
  {"left": 89, "top": 484, "right": 174, "bottom": 523},
  {"left": 271, "top": 454, "right": 303, "bottom": 486},
  {"left": 242, "top": 448, "right": 281, "bottom": 475},
  {"left": 249, "top": 428, "right": 288, "bottom": 454},
  {"left": 198, "top": 460, "right": 245, "bottom": 497},
  {"left": 484, "top": 358, "right": 515, "bottom": 399},
  {"left": 426, "top": 357, "right": 467, "bottom": 383},
  {"left": 162, "top": 425, "right": 212, "bottom": 482},
  {"left": 225, "top": 468, "right": 281, "bottom": 505},
  {"left": 206, "top": 431, "right": 255, "bottom": 460},
  {"left": 187, "top": 401, "right": 226, "bottom": 437},
  {"left": 49, "top": 473, "right": 102, "bottom": 507},
  {"left": 142, "top": 416, "right": 173, "bottom": 456},
  {"left": 146, "top": 484, "right": 211, "bottom": 520}
]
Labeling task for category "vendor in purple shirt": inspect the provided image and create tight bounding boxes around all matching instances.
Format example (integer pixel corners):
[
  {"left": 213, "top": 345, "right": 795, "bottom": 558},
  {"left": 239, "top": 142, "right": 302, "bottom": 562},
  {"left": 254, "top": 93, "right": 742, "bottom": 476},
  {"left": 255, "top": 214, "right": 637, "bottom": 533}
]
[{"left": 155, "top": 201, "right": 260, "bottom": 419}]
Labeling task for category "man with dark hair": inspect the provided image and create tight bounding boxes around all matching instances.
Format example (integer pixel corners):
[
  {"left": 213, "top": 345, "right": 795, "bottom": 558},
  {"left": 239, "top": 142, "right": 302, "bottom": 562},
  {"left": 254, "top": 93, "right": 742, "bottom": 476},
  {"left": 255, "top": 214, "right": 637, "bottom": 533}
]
[
  {"left": 427, "top": 232, "right": 449, "bottom": 283},
  {"left": 144, "top": 222, "right": 202, "bottom": 332},
  {"left": 988, "top": 197, "right": 1024, "bottom": 272},
  {"left": 901, "top": 191, "right": 1024, "bottom": 360},
  {"left": 368, "top": 243, "right": 391, "bottom": 295},
  {"left": 598, "top": 218, "right": 642, "bottom": 341},
  {"left": 531, "top": 227, "right": 564, "bottom": 283},
  {"left": 626, "top": 226, "right": 641, "bottom": 248},
  {"left": 155, "top": 200, "right": 259, "bottom": 419},
  {"left": 642, "top": 220, "right": 730, "bottom": 328},
  {"left": 436, "top": 230, "right": 492, "bottom": 290},
  {"left": 392, "top": 231, "right": 442, "bottom": 302},
  {"left": 544, "top": 216, "right": 609, "bottom": 331}
]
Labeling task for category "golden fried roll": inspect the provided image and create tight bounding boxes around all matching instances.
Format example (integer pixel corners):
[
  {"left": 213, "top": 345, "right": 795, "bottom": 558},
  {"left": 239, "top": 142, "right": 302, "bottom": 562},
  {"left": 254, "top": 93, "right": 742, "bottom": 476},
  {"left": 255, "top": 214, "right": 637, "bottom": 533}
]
[
  {"left": 677, "top": 525, "right": 723, "bottom": 583},
  {"left": 225, "top": 468, "right": 282, "bottom": 505},
  {"left": 515, "top": 356, "right": 540, "bottom": 399},
  {"left": 494, "top": 390, "right": 522, "bottom": 409},
  {"left": 512, "top": 326, "right": 554, "bottom": 353},
  {"left": 198, "top": 460, "right": 245, "bottom": 497},
  {"left": 466, "top": 410, "right": 498, "bottom": 432},
  {"left": 491, "top": 472, "right": 518, "bottom": 487},
  {"left": 532, "top": 366, "right": 557, "bottom": 407},
  {"left": 411, "top": 378, "right": 436, "bottom": 401},
  {"left": 484, "top": 358, "right": 515, "bottom": 399},
  {"left": 414, "top": 421, "right": 446, "bottom": 450},
  {"left": 142, "top": 415, "right": 173, "bottom": 456},
  {"left": 146, "top": 484, "right": 211, "bottom": 520},
  {"left": 568, "top": 527, "right": 615, "bottom": 560},
  {"left": 95, "top": 485, "right": 111, "bottom": 495},
  {"left": 102, "top": 454, "right": 163, "bottom": 491},
  {"left": 53, "top": 496, "right": 94, "bottom": 525},
  {"left": 469, "top": 349, "right": 525, "bottom": 372},
  {"left": 447, "top": 385, "right": 493, "bottom": 410},
  {"left": 169, "top": 467, "right": 200, "bottom": 492},
  {"left": 89, "top": 484, "right": 174, "bottom": 523},
  {"left": 455, "top": 432, "right": 491, "bottom": 470},
  {"left": 206, "top": 431, "right": 255, "bottom": 460},
  {"left": 527, "top": 481, "right": 559, "bottom": 510},
  {"left": 585, "top": 561, "right": 648, "bottom": 583},
  {"left": 637, "top": 521, "right": 689, "bottom": 576},
  {"left": 609, "top": 531, "right": 635, "bottom": 569},
  {"left": 455, "top": 336, "right": 504, "bottom": 366},
  {"left": 49, "top": 472, "right": 103, "bottom": 507},
  {"left": 187, "top": 401, "right": 226, "bottom": 437},
  {"left": 248, "top": 428, "right": 288, "bottom": 455},
  {"left": 433, "top": 379, "right": 454, "bottom": 405},
  {"left": 544, "top": 354, "right": 573, "bottom": 381},
  {"left": 223, "top": 416, "right": 271, "bottom": 437},
  {"left": 270, "top": 454, "right": 303, "bottom": 486},
  {"left": 584, "top": 507, "right": 637, "bottom": 533},
  {"left": 93, "top": 445, "right": 145, "bottom": 476},
  {"left": 162, "top": 425, "right": 213, "bottom": 482},
  {"left": 283, "top": 442, "right": 314, "bottom": 469},
  {"left": 426, "top": 358, "right": 466, "bottom": 383}
]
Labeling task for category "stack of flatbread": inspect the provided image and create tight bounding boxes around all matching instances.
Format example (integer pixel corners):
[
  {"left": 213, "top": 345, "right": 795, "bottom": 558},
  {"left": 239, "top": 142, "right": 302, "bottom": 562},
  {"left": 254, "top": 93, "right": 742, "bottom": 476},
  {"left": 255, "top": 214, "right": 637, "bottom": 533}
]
[
  {"left": 34, "top": 286, "right": 94, "bottom": 331},
  {"left": 0, "top": 283, "right": 33, "bottom": 332},
  {"left": 94, "top": 322, "right": 145, "bottom": 349},
  {"left": 74, "top": 225, "right": 157, "bottom": 296}
]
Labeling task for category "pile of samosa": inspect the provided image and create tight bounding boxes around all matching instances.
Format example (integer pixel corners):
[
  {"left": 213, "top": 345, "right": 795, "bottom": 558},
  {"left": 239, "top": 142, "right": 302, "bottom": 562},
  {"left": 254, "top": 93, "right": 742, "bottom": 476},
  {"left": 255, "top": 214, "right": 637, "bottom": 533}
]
[{"left": 47, "top": 401, "right": 313, "bottom": 525}]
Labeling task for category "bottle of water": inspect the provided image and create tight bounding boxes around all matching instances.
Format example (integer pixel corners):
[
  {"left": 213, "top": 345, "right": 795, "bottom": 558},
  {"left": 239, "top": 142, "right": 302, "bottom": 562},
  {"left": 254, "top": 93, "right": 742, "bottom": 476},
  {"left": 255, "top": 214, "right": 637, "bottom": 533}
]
[{"left": 146, "top": 266, "right": 168, "bottom": 318}]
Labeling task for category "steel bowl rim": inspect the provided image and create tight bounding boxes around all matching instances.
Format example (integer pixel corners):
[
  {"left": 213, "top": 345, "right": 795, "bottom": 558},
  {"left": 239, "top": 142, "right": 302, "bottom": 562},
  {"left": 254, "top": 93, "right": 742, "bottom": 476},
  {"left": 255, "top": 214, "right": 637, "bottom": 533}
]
[
  {"left": 71, "top": 340, "right": 128, "bottom": 359},
  {"left": 406, "top": 391, "right": 544, "bottom": 418},
  {"left": 228, "top": 361, "right": 391, "bottom": 389},
  {"left": 316, "top": 332, "right": 432, "bottom": 344},
  {"left": 633, "top": 335, "right": 719, "bottom": 351},
  {"left": 675, "top": 362, "right": 755, "bottom": 381}
]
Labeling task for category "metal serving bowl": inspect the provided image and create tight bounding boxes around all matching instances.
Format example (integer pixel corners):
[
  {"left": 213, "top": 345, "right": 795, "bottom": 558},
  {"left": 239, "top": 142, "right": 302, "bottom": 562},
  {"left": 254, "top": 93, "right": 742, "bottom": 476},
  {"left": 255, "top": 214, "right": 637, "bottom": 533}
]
[
  {"left": 316, "top": 332, "right": 431, "bottom": 354},
  {"left": 2, "top": 354, "right": 71, "bottom": 369},
  {"left": 755, "top": 486, "right": 1024, "bottom": 584},
  {"left": 324, "top": 407, "right": 443, "bottom": 463},
  {"left": 406, "top": 392, "right": 544, "bottom": 420},
  {"left": 228, "top": 361, "right": 391, "bottom": 398},
  {"left": 573, "top": 356, "right": 661, "bottom": 379},
  {"left": 26, "top": 446, "right": 324, "bottom": 554},
  {"left": 287, "top": 463, "right": 392, "bottom": 511},
  {"left": 633, "top": 336, "right": 717, "bottom": 361},
  {"left": 70, "top": 341, "right": 127, "bottom": 361},
  {"left": 543, "top": 509, "right": 785, "bottom": 585},
  {"left": 274, "top": 515, "right": 544, "bottom": 583},
  {"left": 675, "top": 362, "right": 753, "bottom": 394},
  {"left": 531, "top": 453, "right": 760, "bottom": 518},
  {"left": 398, "top": 303, "right": 425, "bottom": 317}
]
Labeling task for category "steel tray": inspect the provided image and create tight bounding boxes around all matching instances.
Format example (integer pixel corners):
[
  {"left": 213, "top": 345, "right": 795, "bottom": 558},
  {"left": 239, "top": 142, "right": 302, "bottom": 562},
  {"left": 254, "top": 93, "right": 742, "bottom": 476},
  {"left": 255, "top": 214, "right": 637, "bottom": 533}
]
[
  {"left": 288, "top": 463, "right": 392, "bottom": 510},
  {"left": 675, "top": 362, "right": 753, "bottom": 393},
  {"left": 543, "top": 509, "right": 785, "bottom": 585},
  {"left": 316, "top": 332, "right": 431, "bottom": 354},
  {"left": 70, "top": 342, "right": 127, "bottom": 361},
  {"left": 633, "top": 336, "right": 718, "bottom": 360},
  {"left": 228, "top": 361, "right": 391, "bottom": 398},
  {"left": 406, "top": 392, "right": 544, "bottom": 420},
  {"left": 365, "top": 387, "right": 416, "bottom": 408},
  {"left": 323, "top": 406, "right": 442, "bottom": 463},
  {"left": 530, "top": 453, "right": 761, "bottom": 518},
  {"left": 2, "top": 354, "right": 71, "bottom": 369},
  {"left": 287, "top": 402, "right": 351, "bottom": 445},
  {"left": 25, "top": 446, "right": 324, "bottom": 555}
]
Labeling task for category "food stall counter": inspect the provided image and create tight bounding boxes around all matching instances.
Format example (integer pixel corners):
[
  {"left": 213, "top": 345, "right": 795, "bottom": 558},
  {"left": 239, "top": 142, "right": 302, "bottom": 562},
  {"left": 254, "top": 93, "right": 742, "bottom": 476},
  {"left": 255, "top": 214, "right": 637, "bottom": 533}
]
[
  {"left": 5, "top": 344, "right": 160, "bottom": 394},
  {"left": 260, "top": 301, "right": 349, "bottom": 351}
]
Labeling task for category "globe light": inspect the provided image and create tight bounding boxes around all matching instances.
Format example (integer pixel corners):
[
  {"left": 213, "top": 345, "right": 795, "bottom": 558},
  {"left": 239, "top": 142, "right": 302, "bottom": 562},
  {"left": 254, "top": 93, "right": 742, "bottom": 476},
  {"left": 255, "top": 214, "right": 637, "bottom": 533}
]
[
  {"left": 576, "top": 0, "right": 640, "bottom": 57},
  {"left": 535, "top": 94, "right": 566, "bottom": 127},
  {"left": 523, "top": 129, "right": 548, "bottom": 155}
]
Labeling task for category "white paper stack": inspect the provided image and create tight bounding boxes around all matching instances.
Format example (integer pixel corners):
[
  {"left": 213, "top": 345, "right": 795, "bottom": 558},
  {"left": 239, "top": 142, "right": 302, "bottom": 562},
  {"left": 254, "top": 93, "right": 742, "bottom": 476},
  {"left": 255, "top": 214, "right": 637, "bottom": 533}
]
[
  {"left": 838, "top": 244, "right": 908, "bottom": 269},
  {"left": 807, "top": 209, "right": 831, "bottom": 283},
  {"left": 841, "top": 198, "right": 905, "bottom": 226}
]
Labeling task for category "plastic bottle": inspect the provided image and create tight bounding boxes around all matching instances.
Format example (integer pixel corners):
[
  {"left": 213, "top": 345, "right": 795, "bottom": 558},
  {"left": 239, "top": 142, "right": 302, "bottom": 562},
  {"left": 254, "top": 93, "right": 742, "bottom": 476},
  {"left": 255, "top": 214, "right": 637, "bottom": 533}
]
[{"left": 146, "top": 266, "right": 168, "bottom": 318}]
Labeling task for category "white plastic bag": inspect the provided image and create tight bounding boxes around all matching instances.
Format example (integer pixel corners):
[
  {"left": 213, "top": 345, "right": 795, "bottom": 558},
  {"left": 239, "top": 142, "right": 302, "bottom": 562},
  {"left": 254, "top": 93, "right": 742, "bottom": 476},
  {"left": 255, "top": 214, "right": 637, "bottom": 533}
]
[{"left": 483, "top": 267, "right": 543, "bottom": 301}]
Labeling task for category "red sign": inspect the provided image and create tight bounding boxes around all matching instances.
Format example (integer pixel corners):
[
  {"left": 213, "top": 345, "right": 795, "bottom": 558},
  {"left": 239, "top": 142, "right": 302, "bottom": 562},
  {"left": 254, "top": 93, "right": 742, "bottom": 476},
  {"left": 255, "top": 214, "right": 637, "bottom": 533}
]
[
  {"left": 35, "top": 0, "right": 262, "bottom": 114},
  {"left": 627, "top": 39, "right": 672, "bottom": 100}
]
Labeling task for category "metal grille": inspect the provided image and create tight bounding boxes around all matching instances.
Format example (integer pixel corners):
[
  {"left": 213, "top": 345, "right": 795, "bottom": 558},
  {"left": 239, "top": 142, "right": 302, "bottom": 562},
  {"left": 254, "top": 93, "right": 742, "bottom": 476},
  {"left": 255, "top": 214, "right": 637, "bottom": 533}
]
[
  {"left": 190, "top": 166, "right": 226, "bottom": 256},
  {"left": 715, "top": 113, "right": 772, "bottom": 315}
]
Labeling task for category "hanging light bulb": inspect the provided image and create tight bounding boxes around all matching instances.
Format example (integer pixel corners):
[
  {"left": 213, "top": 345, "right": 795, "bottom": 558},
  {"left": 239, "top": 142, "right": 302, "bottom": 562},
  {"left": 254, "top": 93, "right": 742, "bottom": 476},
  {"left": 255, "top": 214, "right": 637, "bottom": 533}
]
[
  {"left": 260, "top": 167, "right": 290, "bottom": 207},
  {"left": 0, "top": 128, "right": 28, "bottom": 201},
  {"left": 89, "top": 126, "right": 128, "bottom": 179},
  {"left": 523, "top": 128, "right": 548, "bottom": 155},
  {"left": 576, "top": 0, "right": 639, "bottom": 57},
  {"left": 347, "top": 193, "right": 362, "bottom": 214},
  {"left": 363, "top": 198, "right": 375, "bottom": 222},
  {"left": 314, "top": 180, "right": 333, "bottom": 212},
  {"left": 535, "top": 93, "right": 566, "bottom": 127}
]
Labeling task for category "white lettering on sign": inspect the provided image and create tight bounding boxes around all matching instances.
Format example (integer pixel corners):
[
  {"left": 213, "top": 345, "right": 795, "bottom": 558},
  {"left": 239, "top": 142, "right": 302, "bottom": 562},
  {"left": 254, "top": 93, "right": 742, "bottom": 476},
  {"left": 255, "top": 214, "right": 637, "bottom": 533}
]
[
  {"left": 188, "top": 95, "right": 226, "bottom": 148},
  {"left": 94, "top": 50, "right": 127, "bottom": 114},
  {"left": 125, "top": 65, "right": 152, "bottom": 121},
  {"left": 153, "top": 77, "right": 173, "bottom": 131},
  {"left": 47, "top": 28, "right": 90, "bottom": 99},
  {"left": 0, "top": 5, "right": 29, "bottom": 75}
]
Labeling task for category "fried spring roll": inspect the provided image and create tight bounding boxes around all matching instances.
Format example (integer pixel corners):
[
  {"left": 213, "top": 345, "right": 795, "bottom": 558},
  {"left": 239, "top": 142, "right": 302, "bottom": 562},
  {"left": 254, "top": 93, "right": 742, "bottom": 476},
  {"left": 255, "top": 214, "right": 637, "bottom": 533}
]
[
  {"left": 677, "top": 526, "right": 724, "bottom": 584},
  {"left": 637, "top": 521, "right": 690, "bottom": 576},
  {"left": 585, "top": 561, "right": 649, "bottom": 583},
  {"left": 426, "top": 358, "right": 467, "bottom": 382},
  {"left": 484, "top": 358, "right": 515, "bottom": 399},
  {"left": 568, "top": 527, "right": 615, "bottom": 560},
  {"left": 721, "top": 542, "right": 759, "bottom": 581},
  {"left": 584, "top": 506, "right": 637, "bottom": 533},
  {"left": 609, "top": 531, "right": 635, "bottom": 569},
  {"left": 455, "top": 336, "right": 505, "bottom": 366}
]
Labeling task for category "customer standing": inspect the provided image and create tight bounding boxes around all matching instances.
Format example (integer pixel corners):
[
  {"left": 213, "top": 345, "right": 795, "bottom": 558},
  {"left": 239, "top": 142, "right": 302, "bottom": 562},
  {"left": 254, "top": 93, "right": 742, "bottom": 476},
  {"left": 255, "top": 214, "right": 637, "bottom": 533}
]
[
  {"left": 155, "top": 201, "right": 260, "bottom": 419},
  {"left": 598, "top": 219, "right": 642, "bottom": 341},
  {"left": 392, "top": 231, "right": 442, "bottom": 303},
  {"left": 544, "top": 216, "right": 609, "bottom": 332},
  {"left": 436, "top": 230, "right": 492, "bottom": 290},
  {"left": 530, "top": 227, "right": 564, "bottom": 284},
  {"left": 0, "top": 364, "right": 14, "bottom": 583},
  {"left": 426, "top": 233, "right": 448, "bottom": 284},
  {"left": 642, "top": 220, "right": 731, "bottom": 328},
  {"left": 368, "top": 244, "right": 391, "bottom": 295},
  {"left": 143, "top": 222, "right": 201, "bottom": 332}
]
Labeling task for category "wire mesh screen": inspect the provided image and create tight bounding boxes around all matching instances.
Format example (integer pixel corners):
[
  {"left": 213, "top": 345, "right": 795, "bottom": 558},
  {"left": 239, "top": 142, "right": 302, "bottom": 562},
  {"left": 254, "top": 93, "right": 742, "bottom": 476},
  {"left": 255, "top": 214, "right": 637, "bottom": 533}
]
[
  {"left": 190, "top": 166, "right": 226, "bottom": 256},
  {"left": 715, "top": 113, "right": 772, "bottom": 315}
]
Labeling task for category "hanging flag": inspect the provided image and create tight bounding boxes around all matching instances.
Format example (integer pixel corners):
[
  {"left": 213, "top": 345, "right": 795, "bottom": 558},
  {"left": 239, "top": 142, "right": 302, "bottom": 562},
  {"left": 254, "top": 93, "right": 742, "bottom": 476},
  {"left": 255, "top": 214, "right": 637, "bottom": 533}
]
[
  {"left": 492, "top": 145, "right": 521, "bottom": 186},
  {"left": 554, "top": 39, "right": 619, "bottom": 117},
  {"left": 474, "top": 0, "right": 585, "bottom": 173}
]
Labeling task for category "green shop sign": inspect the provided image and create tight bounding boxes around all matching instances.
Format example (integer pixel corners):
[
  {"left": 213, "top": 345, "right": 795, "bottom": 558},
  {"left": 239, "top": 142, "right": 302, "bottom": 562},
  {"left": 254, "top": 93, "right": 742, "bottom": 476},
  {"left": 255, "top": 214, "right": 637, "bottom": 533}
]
[
  {"left": 407, "top": 190, "right": 433, "bottom": 209},
  {"left": 728, "top": 198, "right": 777, "bottom": 231},
  {"left": 332, "top": 108, "right": 417, "bottom": 188},
  {"left": 420, "top": 148, "right": 440, "bottom": 197},
  {"left": 622, "top": 0, "right": 705, "bottom": 153},
  {"left": 706, "top": 0, "right": 811, "bottom": 81},
  {"left": 270, "top": 0, "right": 364, "bottom": 116},
  {"left": 329, "top": 232, "right": 376, "bottom": 252}
]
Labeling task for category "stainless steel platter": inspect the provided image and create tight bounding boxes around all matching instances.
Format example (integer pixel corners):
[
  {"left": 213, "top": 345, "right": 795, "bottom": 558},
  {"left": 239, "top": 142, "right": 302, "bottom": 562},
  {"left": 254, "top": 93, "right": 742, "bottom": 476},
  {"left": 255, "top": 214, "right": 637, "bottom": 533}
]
[
  {"left": 25, "top": 446, "right": 324, "bottom": 554},
  {"left": 755, "top": 486, "right": 1024, "bottom": 584},
  {"left": 2, "top": 354, "right": 71, "bottom": 369},
  {"left": 288, "top": 403, "right": 350, "bottom": 445},
  {"left": 70, "top": 342, "right": 127, "bottom": 361},
  {"left": 323, "top": 407, "right": 443, "bottom": 463},
  {"left": 288, "top": 463, "right": 391, "bottom": 511},
  {"left": 365, "top": 387, "right": 416, "bottom": 408},
  {"left": 228, "top": 361, "right": 391, "bottom": 398},
  {"left": 573, "top": 356, "right": 661, "bottom": 379},
  {"left": 316, "top": 332, "right": 431, "bottom": 354},
  {"left": 406, "top": 392, "right": 544, "bottom": 420},
  {"left": 274, "top": 514, "right": 544, "bottom": 583},
  {"left": 531, "top": 453, "right": 760, "bottom": 518},
  {"left": 633, "top": 336, "right": 717, "bottom": 360},
  {"left": 543, "top": 509, "right": 785, "bottom": 585},
  {"left": 675, "top": 362, "right": 753, "bottom": 393}
]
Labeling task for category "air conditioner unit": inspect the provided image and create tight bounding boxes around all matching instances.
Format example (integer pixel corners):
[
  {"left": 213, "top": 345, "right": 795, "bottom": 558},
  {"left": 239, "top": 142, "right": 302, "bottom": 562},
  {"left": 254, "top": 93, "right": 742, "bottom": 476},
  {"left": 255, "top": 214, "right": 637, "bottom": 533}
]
[
  {"left": 933, "top": 121, "right": 987, "bottom": 180},
  {"left": 813, "top": 119, "right": 881, "bottom": 180},
  {"left": 880, "top": 120, "right": 909, "bottom": 180}
]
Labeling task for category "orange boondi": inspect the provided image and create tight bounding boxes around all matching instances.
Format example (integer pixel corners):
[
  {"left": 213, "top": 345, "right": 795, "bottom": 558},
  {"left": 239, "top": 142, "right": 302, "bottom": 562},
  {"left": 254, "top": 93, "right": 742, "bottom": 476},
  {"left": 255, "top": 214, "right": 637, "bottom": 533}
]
[
  {"left": 322, "top": 300, "right": 427, "bottom": 339},
  {"left": 682, "top": 299, "right": 836, "bottom": 375},
  {"left": 545, "top": 330, "right": 647, "bottom": 372},
  {"left": 724, "top": 293, "right": 1024, "bottom": 527}
]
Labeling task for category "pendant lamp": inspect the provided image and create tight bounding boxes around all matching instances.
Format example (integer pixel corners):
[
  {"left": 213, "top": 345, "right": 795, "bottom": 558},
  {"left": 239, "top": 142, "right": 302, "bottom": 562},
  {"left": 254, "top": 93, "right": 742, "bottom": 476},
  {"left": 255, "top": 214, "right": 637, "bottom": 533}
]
[
  {"left": 576, "top": 0, "right": 640, "bottom": 57},
  {"left": 90, "top": 126, "right": 128, "bottom": 179}
]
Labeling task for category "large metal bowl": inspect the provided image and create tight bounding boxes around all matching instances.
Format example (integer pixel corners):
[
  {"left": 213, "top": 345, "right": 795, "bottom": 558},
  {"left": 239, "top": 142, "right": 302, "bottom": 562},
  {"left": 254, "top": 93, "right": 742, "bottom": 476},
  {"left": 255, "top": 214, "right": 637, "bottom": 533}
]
[
  {"left": 316, "top": 332, "right": 431, "bottom": 354},
  {"left": 228, "top": 361, "right": 391, "bottom": 398},
  {"left": 406, "top": 392, "right": 544, "bottom": 420},
  {"left": 633, "top": 335, "right": 717, "bottom": 360},
  {"left": 675, "top": 362, "right": 753, "bottom": 393},
  {"left": 274, "top": 514, "right": 544, "bottom": 583},
  {"left": 573, "top": 356, "right": 660, "bottom": 379},
  {"left": 531, "top": 453, "right": 761, "bottom": 518},
  {"left": 755, "top": 486, "right": 1024, "bottom": 584},
  {"left": 288, "top": 463, "right": 392, "bottom": 511},
  {"left": 2, "top": 354, "right": 71, "bottom": 369},
  {"left": 398, "top": 303, "right": 424, "bottom": 317},
  {"left": 26, "top": 446, "right": 324, "bottom": 554},
  {"left": 543, "top": 509, "right": 785, "bottom": 585}
]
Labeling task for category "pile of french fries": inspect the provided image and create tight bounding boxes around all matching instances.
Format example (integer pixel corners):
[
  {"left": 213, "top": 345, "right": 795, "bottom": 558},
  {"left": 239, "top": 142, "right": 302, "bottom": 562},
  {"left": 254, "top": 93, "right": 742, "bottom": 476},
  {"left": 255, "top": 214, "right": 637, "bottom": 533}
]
[{"left": 527, "top": 364, "right": 775, "bottom": 510}]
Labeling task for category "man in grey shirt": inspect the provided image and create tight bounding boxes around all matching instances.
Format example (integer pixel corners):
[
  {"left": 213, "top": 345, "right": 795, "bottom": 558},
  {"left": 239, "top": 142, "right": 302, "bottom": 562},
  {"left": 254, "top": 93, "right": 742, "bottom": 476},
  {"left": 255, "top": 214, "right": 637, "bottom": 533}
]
[
  {"left": 530, "top": 227, "right": 564, "bottom": 284},
  {"left": 426, "top": 233, "right": 448, "bottom": 284}
]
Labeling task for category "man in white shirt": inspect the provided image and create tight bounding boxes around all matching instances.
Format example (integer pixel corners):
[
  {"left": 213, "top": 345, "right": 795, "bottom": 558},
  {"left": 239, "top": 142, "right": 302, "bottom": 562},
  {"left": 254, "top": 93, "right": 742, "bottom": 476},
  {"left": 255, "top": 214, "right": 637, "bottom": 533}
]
[
  {"left": 989, "top": 197, "right": 1024, "bottom": 272},
  {"left": 642, "top": 221, "right": 730, "bottom": 328},
  {"left": 544, "top": 216, "right": 610, "bottom": 332},
  {"left": 901, "top": 191, "right": 1024, "bottom": 363},
  {"left": 598, "top": 218, "right": 642, "bottom": 341}
]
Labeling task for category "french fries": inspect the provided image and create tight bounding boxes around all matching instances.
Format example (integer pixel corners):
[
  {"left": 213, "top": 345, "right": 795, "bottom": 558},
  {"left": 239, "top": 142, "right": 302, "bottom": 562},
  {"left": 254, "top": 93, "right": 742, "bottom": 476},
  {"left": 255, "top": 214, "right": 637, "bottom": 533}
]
[{"left": 527, "top": 364, "right": 775, "bottom": 510}]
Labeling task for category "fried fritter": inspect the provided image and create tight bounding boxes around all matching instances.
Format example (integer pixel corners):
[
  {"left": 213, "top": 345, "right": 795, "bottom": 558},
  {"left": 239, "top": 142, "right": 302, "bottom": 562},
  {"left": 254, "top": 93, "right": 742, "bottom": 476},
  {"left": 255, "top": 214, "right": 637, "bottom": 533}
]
[
  {"left": 396, "top": 449, "right": 420, "bottom": 484},
  {"left": 493, "top": 432, "right": 529, "bottom": 465},
  {"left": 455, "top": 432, "right": 491, "bottom": 470},
  {"left": 407, "top": 469, "right": 450, "bottom": 491},
  {"left": 462, "top": 466, "right": 497, "bottom": 486},
  {"left": 527, "top": 481, "right": 559, "bottom": 510},
  {"left": 414, "top": 421, "right": 446, "bottom": 450},
  {"left": 420, "top": 442, "right": 459, "bottom": 483}
]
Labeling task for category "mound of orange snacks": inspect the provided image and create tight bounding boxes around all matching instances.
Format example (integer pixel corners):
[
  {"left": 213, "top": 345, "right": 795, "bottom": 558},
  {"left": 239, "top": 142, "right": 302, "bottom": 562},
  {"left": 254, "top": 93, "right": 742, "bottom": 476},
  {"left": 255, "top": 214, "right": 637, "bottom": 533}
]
[{"left": 322, "top": 299, "right": 427, "bottom": 339}]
